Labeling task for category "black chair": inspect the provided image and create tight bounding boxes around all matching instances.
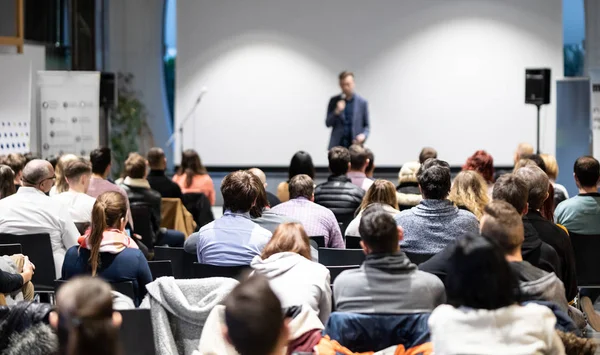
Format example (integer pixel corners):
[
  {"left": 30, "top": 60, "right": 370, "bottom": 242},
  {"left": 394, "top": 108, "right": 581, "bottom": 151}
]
[
  {"left": 192, "top": 262, "right": 250, "bottom": 280},
  {"left": 404, "top": 252, "right": 435, "bottom": 266},
  {"left": 336, "top": 213, "right": 355, "bottom": 235},
  {"left": 309, "top": 236, "right": 326, "bottom": 248},
  {"left": 345, "top": 235, "right": 361, "bottom": 249},
  {"left": 119, "top": 309, "right": 156, "bottom": 355},
  {"left": 0, "top": 233, "right": 55, "bottom": 292},
  {"left": 54, "top": 280, "right": 136, "bottom": 301},
  {"left": 570, "top": 232, "right": 600, "bottom": 287},
  {"left": 130, "top": 203, "right": 157, "bottom": 250},
  {"left": 74, "top": 222, "right": 90, "bottom": 236},
  {"left": 0, "top": 243, "right": 22, "bottom": 256},
  {"left": 154, "top": 246, "right": 197, "bottom": 279},
  {"left": 327, "top": 265, "right": 360, "bottom": 284},
  {"left": 182, "top": 193, "right": 214, "bottom": 230},
  {"left": 318, "top": 248, "right": 365, "bottom": 266},
  {"left": 148, "top": 260, "right": 174, "bottom": 280}
]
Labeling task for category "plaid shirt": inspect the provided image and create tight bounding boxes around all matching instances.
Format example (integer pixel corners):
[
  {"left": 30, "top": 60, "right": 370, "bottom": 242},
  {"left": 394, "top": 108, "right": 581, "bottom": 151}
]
[{"left": 271, "top": 197, "right": 345, "bottom": 248}]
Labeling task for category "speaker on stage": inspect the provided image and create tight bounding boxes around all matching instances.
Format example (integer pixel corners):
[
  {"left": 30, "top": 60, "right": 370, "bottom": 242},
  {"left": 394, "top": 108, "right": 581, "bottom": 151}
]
[
  {"left": 100, "top": 72, "right": 117, "bottom": 108},
  {"left": 525, "top": 68, "right": 551, "bottom": 105}
]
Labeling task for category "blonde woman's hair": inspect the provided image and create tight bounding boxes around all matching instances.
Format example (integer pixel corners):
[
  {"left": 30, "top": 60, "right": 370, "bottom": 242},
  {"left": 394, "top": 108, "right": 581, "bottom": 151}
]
[
  {"left": 261, "top": 223, "right": 311, "bottom": 260},
  {"left": 358, "top": 179, "right": 398, "bottom": 214},
  {"left": 55, "top": 154, "right": 78, "bottom": 193},
  {"left": 449, "top": 170, "right": 490, "bottom": 219},
  {"left": 540, "top": 154, "right": 559, "bottom": 181}
]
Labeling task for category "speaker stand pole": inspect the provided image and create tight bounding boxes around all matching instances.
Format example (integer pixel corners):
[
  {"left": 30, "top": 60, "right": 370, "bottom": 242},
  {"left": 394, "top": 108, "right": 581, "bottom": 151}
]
[{"left": 536, "top": 104, "right": 542, "bottom": 154}]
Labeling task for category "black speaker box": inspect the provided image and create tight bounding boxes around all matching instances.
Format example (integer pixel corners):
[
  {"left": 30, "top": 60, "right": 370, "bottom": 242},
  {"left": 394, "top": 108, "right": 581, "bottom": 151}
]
[
  {"left": 525, "top": 68, "right": 551, "bottom": 105},
  {"left": 100, "top": 72, "right": 117, "bottom": 108}
]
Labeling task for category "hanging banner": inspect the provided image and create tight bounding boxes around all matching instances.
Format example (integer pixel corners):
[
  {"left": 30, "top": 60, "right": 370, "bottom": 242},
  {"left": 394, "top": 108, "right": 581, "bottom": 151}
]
[{"left": 0, "top": 55, "right": 31, "bottom": 154}]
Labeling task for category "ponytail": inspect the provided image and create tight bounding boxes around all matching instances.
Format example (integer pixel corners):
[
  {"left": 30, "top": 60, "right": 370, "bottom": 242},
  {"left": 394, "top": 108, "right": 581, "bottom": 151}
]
[{"left": 88, "top": 201, "right": 107, "bottom": 276}]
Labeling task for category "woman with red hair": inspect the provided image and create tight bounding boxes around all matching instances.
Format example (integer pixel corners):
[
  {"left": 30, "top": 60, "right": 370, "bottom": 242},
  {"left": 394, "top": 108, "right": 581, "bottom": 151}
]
[{"left": 463, "top": 150, "right": 495, "bottom": 196}]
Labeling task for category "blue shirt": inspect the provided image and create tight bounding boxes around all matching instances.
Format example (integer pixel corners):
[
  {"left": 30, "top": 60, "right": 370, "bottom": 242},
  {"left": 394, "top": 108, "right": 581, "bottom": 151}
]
[
  {"left": 341, "top": 96, "right": 355, "bottom": 147},
  {"left": 555, "top": 193, "right": 600, "bottom": 234},
  {"left": 195, "top": 211, "right": 272, "bottom": 266}
]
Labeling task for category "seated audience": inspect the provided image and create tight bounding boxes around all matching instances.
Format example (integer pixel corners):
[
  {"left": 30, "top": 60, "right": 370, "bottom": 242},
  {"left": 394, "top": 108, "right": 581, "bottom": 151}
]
[
  {"left": 62, "top": 192, "right": 150, "bottom": 305},
  {"left": 51, "top": 276, "right": 123, "bottom": 355},
  {"left": 277, "top": 151, "right": 316, "bottom": 203},
  {"left": 541, "top": 153, "right": 569, "bottom": 205},
  {"left": 172, "top": 149, "right": 215, "bottom": 205},
  {"left": 0, "top": 153, "right": 25, "bottom": 191},
  {"left": 365, "top": 147, "right": 375, "bottom": 178},
  {"left": 515, "top": 166, "right": 577, "bottom": 302},
  {"left": 428, "top": 234, "right": 564, "bottom": 355},
  {"left": 345, "top": 179, "right": 399, "bottom": 237},
  {"left": 0, "top": 254, "right": 35, "bottom": 305},
  {"left": 463, "top": 150, "right": 495, "bottom": 195},
  {"left": 146, "top": 147, "right": 182, "bottom": 199},
  {"left": 334, "top": 204, "right": 445, "bottom": 313},
  {"left": 249, "top": 167, "right": 280, "bottom": 207},
  {"left": 419, "top": 147, "right": 437, "bottom": 164},
  {"left": 271, "top": 174, "right": 344, "bottom": 248},
  {"left": 395, "top": 159, "right": 479, "bottom": 255},
  {"left": 0, "top": 159, "right": 79, "bottom": 277},
  {"left": 314, "top": 146, "right": 365, "bottom": 219},
  {"left": 51, "top": 158, "right": 96, "bottom": 224},
  {"left": 49, "top": 153, "right": 78, "bottom": 196},
  {"left": 251, "top": 222, "right": 331, "bottom": 323},
  {"left": 0, "top": 165, "right": 16, "bottom": 199},
  {"left": 396, "top": 161, "right": 422, "bottom": 210},
  {"left": 448, "top": 170, "right": 489, "bottom": 220},
  {"left": 514, "top": 142, "right": 535, "bottom": 164},
  {"left": 185, "top": 170, "right": 272, "bottom": 265},
  {"left": 347, "top": 144, "right": 373, "bottom": 191},
  {"left": 248, "top": 173, "right": 299, "bottom": 233}
]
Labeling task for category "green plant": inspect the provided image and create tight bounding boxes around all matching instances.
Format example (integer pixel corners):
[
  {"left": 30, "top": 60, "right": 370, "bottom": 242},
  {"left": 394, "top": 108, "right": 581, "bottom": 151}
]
[{"left": 564, "top": 43, "right": 585, "bottom": 77}]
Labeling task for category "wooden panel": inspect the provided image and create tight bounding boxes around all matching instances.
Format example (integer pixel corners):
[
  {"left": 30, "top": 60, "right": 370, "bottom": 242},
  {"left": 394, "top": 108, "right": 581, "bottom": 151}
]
[{"left": 16, "top": 0, "right": 23, "bottom": 53}]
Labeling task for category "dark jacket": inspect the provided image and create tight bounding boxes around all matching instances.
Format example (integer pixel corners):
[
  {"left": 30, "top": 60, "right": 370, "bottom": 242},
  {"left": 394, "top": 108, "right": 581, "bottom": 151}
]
[
  {"left": 120, "top": 182, "right": 163, "bottom": 234},
  {"left": 314, "top": 175, "right": 364, "bottom": 218},
  {"left": 396, "top": 182, "right": 421, "bottom": 211},
  {"left": 266, "top": 191, "right": 281, "bottom": 208},
  {"left": 326, "top": 94, "right": 370, "bottom": 149},
  {"left": 147, "top": 170, "right": 182, "bottom": 199},
  {"left": 0, "top": 270, "right": 23, "bottom": 294}
]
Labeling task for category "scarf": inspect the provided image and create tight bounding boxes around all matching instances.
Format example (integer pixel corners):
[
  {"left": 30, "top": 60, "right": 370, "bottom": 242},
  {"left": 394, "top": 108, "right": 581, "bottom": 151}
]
[{"left": 78, "top": 229, "right": 139, "bottom": 254}]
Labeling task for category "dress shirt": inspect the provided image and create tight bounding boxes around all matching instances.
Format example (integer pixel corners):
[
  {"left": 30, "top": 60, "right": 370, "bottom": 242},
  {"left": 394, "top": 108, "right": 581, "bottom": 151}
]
[
  {"left": 346, "top": 171, "right": 374, "bottom": 191},
  {"left": 342, "top": 96, "right": 355, "bottom": 147},
  {"left": 52, "top": 190, "right": 97, "bottom": 223},
  {"left": 87, "top": 177, "right": 134, "bottom": 229},
  {"left": 271, "top": 197, "right": 345, "bottom": 248},
  {"left": 0, "top": 187, "right": 80, "bottom": 277}
]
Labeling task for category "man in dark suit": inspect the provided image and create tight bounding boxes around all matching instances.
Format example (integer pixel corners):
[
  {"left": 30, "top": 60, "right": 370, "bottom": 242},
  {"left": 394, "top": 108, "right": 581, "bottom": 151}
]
[
  {"left": 326, "top": 71, "right": 370, "bottom": 149},
  {"left": 146, "top": 147, "right": 182, "bottom": 199}
]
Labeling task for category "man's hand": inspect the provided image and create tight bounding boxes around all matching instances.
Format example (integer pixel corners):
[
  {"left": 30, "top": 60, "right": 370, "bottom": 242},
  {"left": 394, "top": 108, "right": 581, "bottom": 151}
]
[
  {"left": 354, "top": 133, "right": 366, "bottom": 144},
  {"left": 21, "top": 257, "right": 34, "bottom": 284},
  {"left": 335, "top": 100, "right": 346, "bottom": 115}
]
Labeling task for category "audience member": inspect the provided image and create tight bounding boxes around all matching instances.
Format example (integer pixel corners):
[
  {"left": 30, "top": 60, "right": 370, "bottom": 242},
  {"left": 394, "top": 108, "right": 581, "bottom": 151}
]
[
  {"left": 515, "top": 166, "right": 577, "bottom": 302},
  {"left": 345, "top": 180, "right": 399, "bottom": 237},
  {"left": 463, "top": 150, "right": 495, "bottom": 195},
  {"left": 521, "top": 153, "right": 547, "bottom": 172},
  {"left": 557, "top": 331, "right": 596, "bottom": 355},
  {"left": 248, "top": 173, "right": 299, "bottom": 233},
  {"left": 0, "top": 153, "right": 26, "bottom": 191},
  {"left": 172, "top": 149, "right": 215, "bottom": 205},
  {"left": 514, "top": 142, "right": 535, "bottom": 164},
  {"left": 541, "top": 153, "right": 569, "bottom": 205},
  {"left": 249, "top": 167, "right": 281, "bottom": 208},
  {"left": 365, "top": 147, "right": 375, "bottom": 178},
  {"left": 0, "top": 159, "right": 79, "bottom": 277},
  {"left": 396, "top": 161, "right": 422, "bottom": 210},
  {"left": 0, "top": 302, "right": 56, "bottom": 354},
  {"left": 51, "top": 276, "right": 123, "bottom": 355},
  {"left": 0, "top": 165, "right": 16, "bottom": 199},
  {"left": 271, "top": 174, "right": 344, "bottom": 248},
  {"left": 62, "top": 192, "right": 150, "bottom": 305},
  {"left": 51, "top": 158, "right": 96, "bottom": 224},
  {"left": 50, "top": 154, "right": 78, "bottom": 196},
  {"left": 418, "top": 147, "right": 437, "bottom": 164},
  {"left": 347, "top": 144, "right": 373, "bottom": 191},
  {"left": 0, "top": 255, "right": 34, "bottom": 302},
  {"left": 146, "top": 147, "right": 182, "bottom": 199},
  {"left": 334, "top": 204, "right": 445, "bottom": 313},
  {"left": 448, "top": 170, "right": 489, "bottom": 219},
  {"left": 314, "top": 146, "right": 364, "bottom": 220},
  {"left": 185, "top": 170, "right": 272, "bottom": 265},
  {"left": 395, "top": 159, "right": 479, "bottom": 255},
  {"left": 276, "top": 151, "right": 315, "bottom": 203},
  {"left": 251, "top": 222, "right": 331, "bottom": 323}
]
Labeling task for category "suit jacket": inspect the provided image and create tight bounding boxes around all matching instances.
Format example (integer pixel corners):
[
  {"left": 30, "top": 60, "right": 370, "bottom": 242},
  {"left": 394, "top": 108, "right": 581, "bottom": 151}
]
[
  {"left": 147, "top": 170, "right": 183, "bottom": 199},
  {"left": 326, "top": 94, "right": 370, "bottom": 149}
]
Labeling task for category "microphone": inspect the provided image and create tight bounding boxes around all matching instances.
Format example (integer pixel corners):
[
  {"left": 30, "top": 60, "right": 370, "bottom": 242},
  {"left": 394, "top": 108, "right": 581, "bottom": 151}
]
[
  {"left": 194, "top": 86, "right": 209, "bottom": 104},
  {"left": 341, "top": 93, "right": 346, "bottom": 100}
]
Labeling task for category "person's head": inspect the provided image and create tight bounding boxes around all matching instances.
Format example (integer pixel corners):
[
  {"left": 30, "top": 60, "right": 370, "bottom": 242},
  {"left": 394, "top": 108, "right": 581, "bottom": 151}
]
[
  {"left": 359, "top": 204, "right": 403, "bottom": 254},
  {"left": 574, "top": 156, "right": 600, "bottom": 189},
  {"left": 514, "top": 143, "right": 534, "bottom": 164},
  {"left": 417, "top": 158, "right": 451, "bottom": 200},
  {"left": 557, "top": 330, "right": 597, "bottom": 355},
  {"left": 146, "top": 147, "right": 166, "bottom": 171},
  {"left": 512, "top": 158, "right": 538, "bottom": 172},
  {"left": 288, "top": 151, "right": 315, "bottom": 181},
  {"left": 492, "top": 173, "right": 529, "bottom": 214},
  {"left": 480, "top": 200, "right": 524, "bottom": 258},
  {"left": 181, "top": 149, "right": 207, "bottom": 187},
  {"left": 55, "top": 154, "right": 78, "bottom": 193},
  {"left": 50, "top": 276, "right": 122, "bottom": 355},
  {"left": 514, "top": 166, "right": 549, "bottom": 211},
  {"left": 539, "top": 154, "right": 559, "bottom": 181},
  {"left": 338, "top": 71, "right": 355, "bottom": 97},
  {"left": 448, "top": 170, "right": 490, "bottom": 219},
  {"left": 288, "top": 174, "right": 314, "bottom": 201},
  {"left": 0, "top": 165, "right": 15, "bottom": 200},
  {"left": 446, "top": 233, "right": 519, "bottom": 310},
  {"left": 222, "top": 170, "right": 259, "bottom": 213},
  {"left": 349, "top": 144, "right": 369, "bottom": 172},
  {"left": 21, "top": 159, "right": 56, "bottom": 193},
  {"left": 90, "top": 147, "right": 112, "bottom": 178},
  {"left": 328, "top": 146, "right": 351, "bottom": 176},
  {"left": 419, "top": 147, "right": 437, "bottom": 164},
  {"left": 88, "top": 192, "right": 128, "bottom": 276},
  {"left": 1, "top": 153, "right": 26, "bottom": 184},
  {"left": 123, "top": 153, "right": 147, "bottom": 179},
  {"left": 223, "top": 274, "right": 289, "bottom": 355},
  {"left": 358, "top": 180, "right": 398, "bottom": 213},
  {"left": 398, "top": 161, "right": 420, "bottom": 185},
  {"left": 463, "top": 150, "right": 495, "bottom": 183},
  {"left": 248, "top": 172, "right": 269, "bottom": 218},
  {"left": 365, "top": 148, "right": 375, "bottom": 177},
  {"left": 261, "top": 223, "right": 311, "bottom": 260},
  {"left": 248, "top": 168, "right": 267, "bottom": 188},
  {"left": 63, "top": 158, "right": 92, "bottom": 193},
  {"left": 520, "top": 153, "right": 547, "bottom": 173}
]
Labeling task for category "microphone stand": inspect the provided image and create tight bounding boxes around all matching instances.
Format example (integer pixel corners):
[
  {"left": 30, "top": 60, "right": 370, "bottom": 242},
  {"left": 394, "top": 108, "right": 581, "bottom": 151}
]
[{"left": 166, "top": 95, "right": 204, "bottom": 162}]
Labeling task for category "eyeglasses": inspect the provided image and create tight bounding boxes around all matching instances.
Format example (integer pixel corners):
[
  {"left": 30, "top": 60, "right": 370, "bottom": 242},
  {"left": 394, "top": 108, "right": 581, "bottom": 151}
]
[{"left": 40, "top": 175, "right": 56, "bottom": 184}]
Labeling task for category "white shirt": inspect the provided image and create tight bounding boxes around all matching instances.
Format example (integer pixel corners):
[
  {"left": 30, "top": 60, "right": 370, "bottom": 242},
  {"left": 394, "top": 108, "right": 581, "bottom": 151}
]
[
  {"left": 52, "top": 190, "right": 96, "bottom": 223},
  {"left": 0, "top": 187, "right": 80, "bottom": 278}
]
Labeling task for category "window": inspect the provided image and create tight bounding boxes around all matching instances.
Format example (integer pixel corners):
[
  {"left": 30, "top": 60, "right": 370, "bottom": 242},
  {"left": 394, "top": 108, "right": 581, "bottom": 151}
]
[
  {"left": 563, "top": 0, "right": 585, "bottom": 76},
  {"left": 163, "top": 0, "right": 176, "bottom": 127}
]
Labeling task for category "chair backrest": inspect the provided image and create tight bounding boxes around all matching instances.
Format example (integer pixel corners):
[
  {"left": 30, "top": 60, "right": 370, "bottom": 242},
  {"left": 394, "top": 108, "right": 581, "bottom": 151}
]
[
  {"left": 154, "top": 246, "right": 197, "bottom": 279},
  {"left": 54, "top": 280, "right": 136, "bottom": 301},
  {"left": 74, "top": 222, "right": 90, "bottom": 236},
  {"left": 345, "top": 235, "right": 361, "bottom": 249},
  {"left": 404, "top": 252, "right": 435, "bottom": 266},
  {"left": 119, "top": 309, "right": 156, "bottom": 355},
  {"left": 309, "top": 236, "right": 326, "bottom": 248},
  {"left": 148, "top": 260, "right": 174, "bottom": 280},
  {"left": 569, "top": 232, "right": 600, "bottom": 286},
  {"left": 0, "top": 243, "right": 22, "bottom": 256},
  {"left": 335, "top": 213, "right": 355, "bottom": 235},
  {"left": 318, "top": 248, "right": 365, "bottom": 266},
  {"left": 181, "top": 193, "right": 215, "bottom": 230},
  {"left": 327, "top": 265, "right": 360, "bottom": 284},
  {"left": 192, "top": 262, "right": 250, "bottom": 280},
  {"left": 130, "top": 203, "right": 156, "bottom": 250},
  {"left": 0, "top": 233, "right": 54, "bottom": 291}
]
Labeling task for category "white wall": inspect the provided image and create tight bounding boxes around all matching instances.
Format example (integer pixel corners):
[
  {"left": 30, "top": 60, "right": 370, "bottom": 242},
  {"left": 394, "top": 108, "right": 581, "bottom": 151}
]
[{"left": 177, "top": 0, "right": 563, "bottom": 167}]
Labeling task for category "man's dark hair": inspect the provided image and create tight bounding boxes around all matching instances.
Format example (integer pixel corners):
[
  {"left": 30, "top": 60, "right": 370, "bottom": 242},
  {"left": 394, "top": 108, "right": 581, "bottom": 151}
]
[
  {"left": 419, "top": 147, "right": 437, "bottom": 164},
  {"left": 416, "top": 158, "right": 451, "bottom": 199},
  {"left": 89, "top": 147, "right": 111, "bottom": 175},
  {"left": 521, "top": 154, "right": 547, "bottom": 173},
  {"left": 146, "top": 147, "right": 165, "bottom": 169},
  {"left": 574, "top": 156, "right": 600, "bottom": 188},
  {"left": 224, "top": 274, "right": 284, "bottom": 355},
  {"left": 222, "top": 170, "right": 259, "bottom": 213},
  {"left": 63, "top": 158, "right": 92, "bottom": 181},
  {"left": 365, "top": 148, "right": 374, "bottom": 174},
  {"left": 359, "top": 204, "right": 399, "bottom": 254},
  {"left": 514, "top": 166, "right": 549, "bottom": 210},
  {"left": 249, "top": 173, "right": 269, "bottom": 218},
  {"left": 339, "top": 71, "right": 354, "bottom": 81},
  {"left": 492, "top": 174, "right": 529, "bottom": 213},
  {"left": 289, "top": 174, "right": 314, "bottom": 200},
  {"left": 124, "top": 153, "right": 147, "bottom": 179},
  {"left": 349, "top": 144, "right": 369, "bottom": 170},
  {"left": 328, "top": 146, "right": 351, "bottom": 175}
]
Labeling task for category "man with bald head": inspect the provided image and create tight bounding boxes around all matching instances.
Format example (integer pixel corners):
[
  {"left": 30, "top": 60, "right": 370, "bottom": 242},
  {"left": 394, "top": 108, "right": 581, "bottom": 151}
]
[
  {"left": 249, "top": 168, "right": 281, "bottom": 208},
  {"left": 0, "top": 159, "right": 79, "bottom": 278}
]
